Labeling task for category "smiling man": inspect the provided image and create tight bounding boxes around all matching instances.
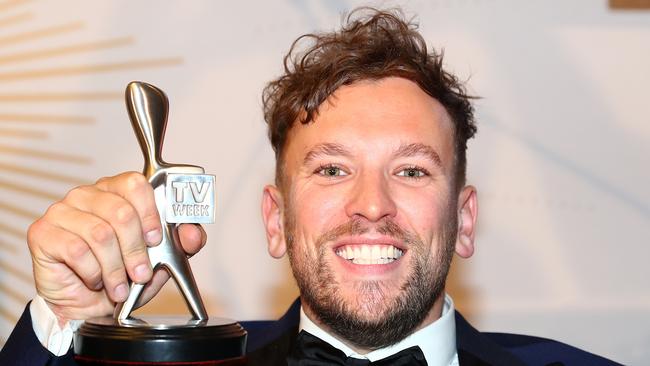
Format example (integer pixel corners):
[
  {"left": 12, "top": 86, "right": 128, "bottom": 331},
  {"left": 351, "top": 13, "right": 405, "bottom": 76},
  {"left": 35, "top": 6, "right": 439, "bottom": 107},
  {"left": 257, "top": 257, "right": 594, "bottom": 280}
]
[
  {"left": 248, "top": 8, "right": 617, "bottom": 366},
  {"left": 0, "top": 7, "right": 620, "bottom": 366},
  {"left": 249, "top": 9, "right": 477, "bottom": 364},
  {"left": 263, "top": 75, "right": 475, "bottom": 346},
  {"left": 258, "top": 76, "right": 475, "bottom": 363}
]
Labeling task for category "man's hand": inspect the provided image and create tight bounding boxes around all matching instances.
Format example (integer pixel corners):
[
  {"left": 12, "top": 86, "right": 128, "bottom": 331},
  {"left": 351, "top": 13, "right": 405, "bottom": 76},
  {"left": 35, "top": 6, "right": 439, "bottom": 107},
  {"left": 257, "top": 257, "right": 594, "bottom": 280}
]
[{"left": 27, "top": 172, "right": 206, "bottom": 326}]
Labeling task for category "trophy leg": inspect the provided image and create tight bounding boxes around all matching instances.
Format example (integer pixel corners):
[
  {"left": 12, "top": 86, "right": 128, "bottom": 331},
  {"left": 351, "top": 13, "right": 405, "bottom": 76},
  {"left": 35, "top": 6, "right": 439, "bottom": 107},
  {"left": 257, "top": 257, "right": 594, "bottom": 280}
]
[
  {"left": 115, "top": 282, "right": 145, "bottom": 321},
  {"left": 167, "top": 257, "right": 208, "bottom": 321}
]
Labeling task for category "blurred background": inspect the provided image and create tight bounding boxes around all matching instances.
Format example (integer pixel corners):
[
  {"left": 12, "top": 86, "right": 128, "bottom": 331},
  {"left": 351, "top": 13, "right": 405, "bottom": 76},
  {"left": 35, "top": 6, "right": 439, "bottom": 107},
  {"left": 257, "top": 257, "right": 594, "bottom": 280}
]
[{"left": 0, "top": 0, "right": 647, "bottom": 364}]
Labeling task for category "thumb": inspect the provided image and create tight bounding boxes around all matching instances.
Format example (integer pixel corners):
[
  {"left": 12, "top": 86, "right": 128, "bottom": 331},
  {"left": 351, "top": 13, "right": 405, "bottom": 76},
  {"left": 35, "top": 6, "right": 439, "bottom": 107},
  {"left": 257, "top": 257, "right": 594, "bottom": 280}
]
[{"left": 178, "top": 224, "right": 207, "bottom": 256}]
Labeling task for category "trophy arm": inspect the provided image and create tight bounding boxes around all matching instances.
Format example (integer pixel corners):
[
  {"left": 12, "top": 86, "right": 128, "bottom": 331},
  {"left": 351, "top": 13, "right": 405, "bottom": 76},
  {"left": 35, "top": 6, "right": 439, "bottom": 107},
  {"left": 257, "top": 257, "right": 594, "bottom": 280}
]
[
  {"left": 126, "top": 81, "right": 206, "bottom": 179},
  {"left": 126, "top": 81, "right": 169, "bottom": 177}
]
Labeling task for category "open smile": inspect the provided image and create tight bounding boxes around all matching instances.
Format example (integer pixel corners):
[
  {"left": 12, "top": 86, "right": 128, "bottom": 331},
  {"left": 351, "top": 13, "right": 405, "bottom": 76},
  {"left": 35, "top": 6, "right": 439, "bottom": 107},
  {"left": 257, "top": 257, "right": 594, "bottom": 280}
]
[{"left": 335, "top": 244, "right": 404, "bottom": 265}]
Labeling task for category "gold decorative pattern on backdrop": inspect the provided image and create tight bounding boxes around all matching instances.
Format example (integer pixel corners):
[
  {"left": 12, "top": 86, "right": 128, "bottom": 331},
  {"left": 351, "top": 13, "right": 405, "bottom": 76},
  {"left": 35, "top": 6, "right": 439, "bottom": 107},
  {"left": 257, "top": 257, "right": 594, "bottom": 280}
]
[
  {"left": 0, "top": 144, "right": 92, "bottom": 163},
  {"left": 0, "top": 37, "right": 135, "bottom": 65},
  {"left": 0, "top": 21, "right": 83, "bottom": 46},
  {"left": 0, "top": 162, "right": 87, "bottom": 184},
  {"left": 0, "top": 11, "right": 32, "bottom": 28},
  {"left": 0, "top": 91, "right": 122, "bottom": 101},
  {"left": 0, "top": 0, "right": 183, "bottom": 345},
  {"left": 0, "top": 57, "right": 182, "bottom": 81},
  {"left": 0, "top": 201, "right": 40, "bottom": 219},
  {"left": 0, "top": 113, "right": 93, "bottom": 123},
  {"left": 0, "top": 127, "right": 47, "bottom": 138},
  {"left": 0, "top": 222, "right": 26, "bottom": 238}
]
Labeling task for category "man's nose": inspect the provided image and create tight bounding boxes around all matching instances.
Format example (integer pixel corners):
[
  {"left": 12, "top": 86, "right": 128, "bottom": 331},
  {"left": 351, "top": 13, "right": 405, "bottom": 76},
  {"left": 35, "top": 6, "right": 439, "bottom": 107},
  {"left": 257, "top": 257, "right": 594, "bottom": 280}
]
[{"left": 344, "top": 171, "right": 397, "bottom": 222}]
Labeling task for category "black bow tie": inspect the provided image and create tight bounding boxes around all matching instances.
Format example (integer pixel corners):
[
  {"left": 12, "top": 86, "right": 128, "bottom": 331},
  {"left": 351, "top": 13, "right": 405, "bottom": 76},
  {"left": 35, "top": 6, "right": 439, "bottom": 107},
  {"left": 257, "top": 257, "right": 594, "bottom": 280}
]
[{"left": 287, "top": 330, "right": 428, "bottom": 365}]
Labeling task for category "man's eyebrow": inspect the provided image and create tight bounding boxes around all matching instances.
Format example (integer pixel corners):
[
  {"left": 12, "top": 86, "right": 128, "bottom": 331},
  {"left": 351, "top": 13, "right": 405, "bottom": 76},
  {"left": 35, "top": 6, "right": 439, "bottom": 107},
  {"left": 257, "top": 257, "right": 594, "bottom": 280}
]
[
  {"left": 303, "top": 143, "right": 352, "bottom": 165},
  {"left": 394, "top": 143, "right": 442, "bottom": 167}
]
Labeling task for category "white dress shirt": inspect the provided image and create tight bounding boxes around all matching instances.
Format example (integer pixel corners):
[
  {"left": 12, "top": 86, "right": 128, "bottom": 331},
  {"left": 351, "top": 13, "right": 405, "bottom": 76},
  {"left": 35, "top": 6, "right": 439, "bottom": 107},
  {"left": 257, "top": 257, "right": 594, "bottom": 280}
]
[
  {"left": 299, "top": 294, "right": 459, "bottom": 366},
  {"left": 30, "top": 295, "right": 83, "bottom": 356}
]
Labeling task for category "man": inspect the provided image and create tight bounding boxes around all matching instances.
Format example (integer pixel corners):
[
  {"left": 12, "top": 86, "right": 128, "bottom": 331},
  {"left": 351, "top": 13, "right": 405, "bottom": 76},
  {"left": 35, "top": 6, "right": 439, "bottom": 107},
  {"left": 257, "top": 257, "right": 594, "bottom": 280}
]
[{"left": 1, "top": 8, "right": 619, "bottom": 366}]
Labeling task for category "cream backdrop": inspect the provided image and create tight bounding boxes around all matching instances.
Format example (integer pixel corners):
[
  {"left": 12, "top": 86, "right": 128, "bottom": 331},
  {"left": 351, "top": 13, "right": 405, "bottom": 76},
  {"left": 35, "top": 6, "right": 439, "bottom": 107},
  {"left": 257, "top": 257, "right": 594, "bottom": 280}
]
[{"left": 0, "top": 0, "right": 647, "bottom": 364}]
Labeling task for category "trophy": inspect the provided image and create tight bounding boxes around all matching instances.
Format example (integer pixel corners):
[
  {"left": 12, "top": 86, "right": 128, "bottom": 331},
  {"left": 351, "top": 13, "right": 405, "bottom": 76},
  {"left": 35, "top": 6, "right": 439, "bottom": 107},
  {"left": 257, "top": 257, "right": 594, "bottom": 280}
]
[{"left": 74, "top": 82, "right": 247, "bottom": 365}]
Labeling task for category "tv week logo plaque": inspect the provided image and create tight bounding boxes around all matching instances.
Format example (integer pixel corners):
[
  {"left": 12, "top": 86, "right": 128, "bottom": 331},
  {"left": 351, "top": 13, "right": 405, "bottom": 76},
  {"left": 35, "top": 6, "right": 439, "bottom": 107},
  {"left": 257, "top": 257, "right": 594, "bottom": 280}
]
[{"left": 166, "top": 173, "right": 216, "bottom": 224}]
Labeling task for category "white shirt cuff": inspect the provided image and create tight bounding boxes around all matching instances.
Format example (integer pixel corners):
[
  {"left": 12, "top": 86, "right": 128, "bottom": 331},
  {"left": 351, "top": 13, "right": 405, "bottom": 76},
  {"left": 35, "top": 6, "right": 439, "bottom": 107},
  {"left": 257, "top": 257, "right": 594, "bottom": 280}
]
[{"left": 29, "top": 295, "right": 83, "bottom": 356}]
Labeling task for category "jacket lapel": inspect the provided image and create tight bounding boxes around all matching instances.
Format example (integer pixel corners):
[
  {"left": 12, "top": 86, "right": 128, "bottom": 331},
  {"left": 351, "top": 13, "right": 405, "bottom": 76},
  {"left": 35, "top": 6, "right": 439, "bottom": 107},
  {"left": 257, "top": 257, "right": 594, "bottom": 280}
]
[{"left": 455, "top": 311, "right": 527, "bottom": 366}]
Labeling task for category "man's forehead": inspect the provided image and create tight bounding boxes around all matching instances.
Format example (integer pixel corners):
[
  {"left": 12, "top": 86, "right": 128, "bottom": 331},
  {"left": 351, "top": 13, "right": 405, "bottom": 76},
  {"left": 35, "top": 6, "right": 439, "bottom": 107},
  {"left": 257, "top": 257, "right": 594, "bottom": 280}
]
[
  {"left": 284, "top": 78, "right": 455, "bottom": 156},
  {"left": 315, "top": 78, "right": 450, "bottom": 125}
]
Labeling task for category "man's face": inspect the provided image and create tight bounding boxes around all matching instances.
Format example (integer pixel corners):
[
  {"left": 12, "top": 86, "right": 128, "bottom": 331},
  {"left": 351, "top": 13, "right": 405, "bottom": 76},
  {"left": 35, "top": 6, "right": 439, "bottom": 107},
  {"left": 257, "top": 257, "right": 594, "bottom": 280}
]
[{"left": 263, "top": 77, "right": 477, "bottom": 350}]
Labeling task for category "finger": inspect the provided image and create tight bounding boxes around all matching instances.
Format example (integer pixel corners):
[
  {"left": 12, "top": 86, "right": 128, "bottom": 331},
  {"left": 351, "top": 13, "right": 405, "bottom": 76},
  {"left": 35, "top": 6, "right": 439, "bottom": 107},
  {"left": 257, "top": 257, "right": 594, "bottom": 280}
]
[
  {"left": 96, "top": 172, "right": 162, "bottom": 246},
  {"left": 178, "top": 224, "right": 207, "bottom": 256},
  {"left": 135, "top": 269, "right": 171, "bottom": 308},
  {"left": 28, "top": 214, "right": 104, "bottom": 293},
  {"left": 63, "top": 185, "right": 152, "bottom": 285},
  {"left": 44, "top": 202, "right": 131, "bottom": 302}
]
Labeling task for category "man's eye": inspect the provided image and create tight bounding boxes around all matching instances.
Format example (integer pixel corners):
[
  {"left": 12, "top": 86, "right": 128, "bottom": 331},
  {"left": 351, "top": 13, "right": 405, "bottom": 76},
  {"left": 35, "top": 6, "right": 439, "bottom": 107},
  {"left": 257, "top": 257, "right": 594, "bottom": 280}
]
[
  {"left": 317, "top": 165, "right": 347, "bottom": 177},
  {"left": 396, "top": 167, "right": 428, "bottom": 179}
]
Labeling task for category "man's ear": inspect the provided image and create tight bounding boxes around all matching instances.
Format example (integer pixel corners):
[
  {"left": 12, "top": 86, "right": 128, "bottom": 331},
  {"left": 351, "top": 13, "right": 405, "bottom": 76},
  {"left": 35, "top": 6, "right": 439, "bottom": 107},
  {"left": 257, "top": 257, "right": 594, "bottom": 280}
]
[
  {"left": 455, "top": 185, "right": 478, "bottom": 258},
  {"left": 262, "top": 184, "right": 287, "bottom": 258}
]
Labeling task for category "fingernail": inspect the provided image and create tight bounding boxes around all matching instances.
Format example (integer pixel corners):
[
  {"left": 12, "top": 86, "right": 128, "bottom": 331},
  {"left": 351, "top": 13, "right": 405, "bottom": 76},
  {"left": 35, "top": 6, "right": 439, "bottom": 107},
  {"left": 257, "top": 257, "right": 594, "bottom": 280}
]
[
  {"left": 115, "top": 283, "right": 129, "bottom": 301},
  {"left": 134, "top": 263, "right": 151, "bottom": 282},
  {"left": 145, "top": 229, "right": 161, "bottom": 245}
]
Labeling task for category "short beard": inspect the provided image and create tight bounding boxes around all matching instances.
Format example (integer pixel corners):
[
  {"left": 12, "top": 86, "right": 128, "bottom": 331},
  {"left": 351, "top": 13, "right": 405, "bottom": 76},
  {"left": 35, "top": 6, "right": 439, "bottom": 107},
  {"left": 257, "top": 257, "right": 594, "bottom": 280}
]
[{"left": 285, "top": 204, "right": 458, "bottom": 350}]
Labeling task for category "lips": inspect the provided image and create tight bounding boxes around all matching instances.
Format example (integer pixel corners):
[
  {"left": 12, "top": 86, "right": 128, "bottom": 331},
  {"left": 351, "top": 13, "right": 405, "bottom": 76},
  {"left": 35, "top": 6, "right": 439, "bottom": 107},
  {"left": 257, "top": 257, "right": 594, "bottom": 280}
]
[{"left": 335, "top": 244, "right": 404, "bottom": 265}]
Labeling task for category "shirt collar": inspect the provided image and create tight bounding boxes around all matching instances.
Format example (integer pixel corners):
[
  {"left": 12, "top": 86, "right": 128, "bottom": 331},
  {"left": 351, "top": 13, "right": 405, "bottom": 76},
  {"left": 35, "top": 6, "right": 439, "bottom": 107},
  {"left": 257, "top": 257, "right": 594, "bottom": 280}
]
[{"left": 299, "top": 294, "right": 458, "bottom": 365}]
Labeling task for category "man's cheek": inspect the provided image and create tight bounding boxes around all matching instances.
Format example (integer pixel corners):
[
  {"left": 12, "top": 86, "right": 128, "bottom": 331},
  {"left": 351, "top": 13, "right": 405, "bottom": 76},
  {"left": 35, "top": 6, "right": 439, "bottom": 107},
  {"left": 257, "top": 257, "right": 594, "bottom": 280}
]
[
  {"left": 397, "top": 191, "right": 445, "bottom": 226},
  {"left": 299, "top": 192, "right": 346, "bottom": 225}
]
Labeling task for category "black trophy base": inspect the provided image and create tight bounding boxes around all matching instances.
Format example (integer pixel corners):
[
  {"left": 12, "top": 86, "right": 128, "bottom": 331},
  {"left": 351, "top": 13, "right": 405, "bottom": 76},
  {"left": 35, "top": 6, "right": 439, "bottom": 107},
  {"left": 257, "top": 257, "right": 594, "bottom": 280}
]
[{"left": 74, "top": 315, "right": 247, "bottom": 365}]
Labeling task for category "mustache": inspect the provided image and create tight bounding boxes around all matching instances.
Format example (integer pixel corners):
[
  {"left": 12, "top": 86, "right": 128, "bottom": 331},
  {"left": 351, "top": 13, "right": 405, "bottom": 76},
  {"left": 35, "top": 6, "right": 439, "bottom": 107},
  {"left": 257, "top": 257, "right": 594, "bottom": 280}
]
[{"left": 314, "top": 217, "right": 418, "bottom": 248}]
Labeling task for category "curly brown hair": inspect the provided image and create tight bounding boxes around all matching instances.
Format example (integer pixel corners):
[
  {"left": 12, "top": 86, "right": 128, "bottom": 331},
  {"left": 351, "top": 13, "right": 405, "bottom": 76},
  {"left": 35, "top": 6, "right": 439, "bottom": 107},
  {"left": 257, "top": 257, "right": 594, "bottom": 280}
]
[{"left": 263, "top": 8, "right": 477, "bottom": 192}]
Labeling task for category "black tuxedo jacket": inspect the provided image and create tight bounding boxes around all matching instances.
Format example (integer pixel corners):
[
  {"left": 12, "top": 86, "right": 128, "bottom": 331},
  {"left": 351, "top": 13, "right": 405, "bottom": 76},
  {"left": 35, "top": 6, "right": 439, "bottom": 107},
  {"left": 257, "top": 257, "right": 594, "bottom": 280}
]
[
  {"left": 0, "top": 300, "right": 621, "bottom": 366},
  {"left": 243, "top": 299, "right": 620, "bottom": 366}
]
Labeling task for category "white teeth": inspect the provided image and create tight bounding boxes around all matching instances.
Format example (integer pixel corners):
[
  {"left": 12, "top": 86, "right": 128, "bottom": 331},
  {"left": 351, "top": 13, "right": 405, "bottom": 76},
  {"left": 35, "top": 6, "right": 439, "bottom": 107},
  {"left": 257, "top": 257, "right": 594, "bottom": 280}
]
[
  {"left": 361, "top": 246, "right": 370, "bottom": 260},
  {"left": 335, "top": 244, "right": 404, "bottom": 265},
  {"left": 371, "top": 246, "right": 380, "bottom": 261}
]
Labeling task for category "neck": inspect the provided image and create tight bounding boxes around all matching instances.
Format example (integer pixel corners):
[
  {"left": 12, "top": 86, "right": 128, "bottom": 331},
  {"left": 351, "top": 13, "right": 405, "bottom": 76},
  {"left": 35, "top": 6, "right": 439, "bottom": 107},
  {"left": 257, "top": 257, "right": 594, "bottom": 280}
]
[{"left": 302, "top": 292, "right": 446, "bottom": 354}]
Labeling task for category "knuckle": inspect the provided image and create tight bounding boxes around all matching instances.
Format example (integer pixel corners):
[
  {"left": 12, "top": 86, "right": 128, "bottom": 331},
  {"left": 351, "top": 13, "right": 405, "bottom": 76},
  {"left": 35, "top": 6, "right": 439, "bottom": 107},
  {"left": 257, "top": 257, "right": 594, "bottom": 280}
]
[
  {"left": 26, "top": 219, "right": 46, "bottom": 250},
  {"left": 44, "top": 201, "right": 65, "bottom": 217},
  {"left": 142, "top": 212, "right": 161, "bottom": 229},
  {"left": 62, "top": 188, "right": 77, "bottom": 203},
  {"left": 63, "top": 185, "right": 92, "bottom": 203},
  {"left": 87, "top": 267, "right": 103, "bottom": 285},
  {"left": 66, "top": 238, "right": 91, "bottom": 262},
  {"left": 143, "top": 205, "right": 159, "bottom": 220},
  {"left": 122, "top": 240, "right": 147, "bottom": 259},
  {"left": 113, "top": 203, "right": 137, "bottom": 225},
  {"left": 123, "top": 172, "right": 149, "bottom": 192},
  {"left": 89, "top": 221, "right": 115, "bottom": 247},
  {"left": 105, "top": 265, "right": 126, "bottom": 282}
]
